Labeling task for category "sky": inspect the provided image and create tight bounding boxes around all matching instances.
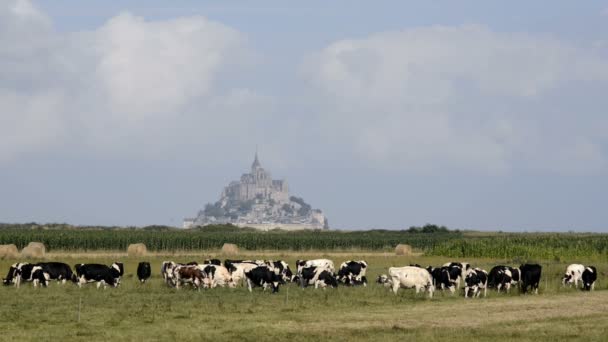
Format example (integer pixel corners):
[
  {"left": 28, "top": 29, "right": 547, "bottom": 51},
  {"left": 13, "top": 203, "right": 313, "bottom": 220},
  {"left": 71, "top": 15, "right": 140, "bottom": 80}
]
[{"left": 1, "top": 0, "right": 608, "bottom": 231}]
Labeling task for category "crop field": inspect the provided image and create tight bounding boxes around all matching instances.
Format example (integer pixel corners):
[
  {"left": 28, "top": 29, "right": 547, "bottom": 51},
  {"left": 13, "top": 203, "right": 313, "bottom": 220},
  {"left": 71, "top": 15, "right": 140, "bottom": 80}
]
[
  {"left": 1, "top": 252, "right": 607, "bottom": 341},
  {"left": 1, "top": 224, "right": 608, "bottom": 260}
]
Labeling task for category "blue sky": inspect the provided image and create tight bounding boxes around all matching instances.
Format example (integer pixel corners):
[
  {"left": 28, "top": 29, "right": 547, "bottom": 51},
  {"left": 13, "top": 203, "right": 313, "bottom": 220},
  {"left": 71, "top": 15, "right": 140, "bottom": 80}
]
[{"left": 1, "top": 1, "right": 607, "bottom": 231}]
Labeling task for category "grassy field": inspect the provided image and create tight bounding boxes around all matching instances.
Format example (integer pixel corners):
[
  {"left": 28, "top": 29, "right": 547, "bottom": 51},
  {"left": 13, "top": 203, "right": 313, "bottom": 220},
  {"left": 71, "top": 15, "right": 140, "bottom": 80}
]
[{"left": 1, "top": 252, "right": 607, "bottom": 341}]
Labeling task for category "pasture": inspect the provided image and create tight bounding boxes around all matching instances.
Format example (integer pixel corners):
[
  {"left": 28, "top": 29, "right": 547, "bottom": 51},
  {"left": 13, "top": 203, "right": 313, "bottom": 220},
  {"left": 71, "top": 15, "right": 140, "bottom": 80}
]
[{"left": 1, "top": 252, "right": 607, "bottom": 341}]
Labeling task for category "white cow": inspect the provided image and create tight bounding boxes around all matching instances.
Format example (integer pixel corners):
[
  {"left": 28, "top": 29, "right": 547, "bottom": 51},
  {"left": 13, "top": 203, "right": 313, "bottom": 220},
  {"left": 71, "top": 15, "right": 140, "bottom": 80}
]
[
  {"left": 388, "top": 266, "right": 434, "bottom": 298},
  {"left": 562, "top": 264, "right": 586, "bottom": 288}
]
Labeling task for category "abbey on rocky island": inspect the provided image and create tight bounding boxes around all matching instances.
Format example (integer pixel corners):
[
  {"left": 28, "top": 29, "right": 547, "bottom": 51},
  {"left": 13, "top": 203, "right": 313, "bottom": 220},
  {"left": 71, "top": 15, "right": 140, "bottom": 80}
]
[{"left": 184, "top": 153, "right": 328, "bottom": 230}]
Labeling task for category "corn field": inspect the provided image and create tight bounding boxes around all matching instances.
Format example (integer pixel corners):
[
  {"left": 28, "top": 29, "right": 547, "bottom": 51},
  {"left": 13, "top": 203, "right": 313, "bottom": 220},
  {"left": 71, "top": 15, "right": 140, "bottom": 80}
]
[{"left": 0, "top": 224, "right": 606, "bottom": 259}]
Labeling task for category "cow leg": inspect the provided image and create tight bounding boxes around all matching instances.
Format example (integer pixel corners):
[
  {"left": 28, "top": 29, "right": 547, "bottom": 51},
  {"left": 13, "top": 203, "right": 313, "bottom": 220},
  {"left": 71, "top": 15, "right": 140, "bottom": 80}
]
[
  {"left": 464, "top": 287, "right": 469, "bottom": 298},
  {"left": 391, "top": 281, "right": 399, "bottom": 295},
  {"left": 246, "top": 279, "right": 253, "bottom": 293}
]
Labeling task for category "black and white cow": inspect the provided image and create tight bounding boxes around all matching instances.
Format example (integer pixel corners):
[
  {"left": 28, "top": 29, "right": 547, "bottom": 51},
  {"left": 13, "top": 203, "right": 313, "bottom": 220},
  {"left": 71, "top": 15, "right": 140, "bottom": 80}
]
[
  {"left": 520, "top": 264, "right": 542, "bottom": 294},
  {"left": 562, "top": 264, "right": 585, "bottom": 288},
  {"left": 200, "top": 264, "right": 235, "bottom": 288},
  {"left": 426, "top": 266, "right": 456, "bottom": 294},
  {"left": 137, "top": 262, "right": 151, "bottom": 283},
  {"left": 464, "top": 268, "right": 488, "bottom": 298},
  {"left": 487, "top": 265, "right": 514, "bottom": 292},
  {"left": 73, "top": 263, "right": 121, "bottom": 289},
  {"left": 298, "top": 266, "right": 338, "bottom": 289},
  {"left": 244, "top": 266, "right": 281, "bottom": 293},
  {"left": 581, "top": 266, "right": 597, "bottom": 291},
  {"left": 38, "top": 262, "right": 74, "bottom": 284},
  {"left": 265, "top": 260, "right": 295, "bottom": 283},
  {"left": 442, "top": 262, "right": 471, "bottom": 286},
  {"left": 296, "top": 259, "right": 335, "bottom": 274},
  {"left": 2, "top": 263, "right": 50, "bottom": 288},
  {"left": 204, "top": 258, "right": 222, "bottom": 266},
  {"left": 376, "top": 274, "right": 393, "bottom": 288},
  {"left": 337, "top": 260, "right": 368, "bottom": 286}
]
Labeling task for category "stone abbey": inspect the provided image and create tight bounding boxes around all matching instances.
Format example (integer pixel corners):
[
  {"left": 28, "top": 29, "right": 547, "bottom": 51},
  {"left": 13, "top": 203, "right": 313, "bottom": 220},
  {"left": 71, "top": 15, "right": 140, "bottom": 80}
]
[{"left": 184, "top": 153, "right": 327, "bottom": 230}]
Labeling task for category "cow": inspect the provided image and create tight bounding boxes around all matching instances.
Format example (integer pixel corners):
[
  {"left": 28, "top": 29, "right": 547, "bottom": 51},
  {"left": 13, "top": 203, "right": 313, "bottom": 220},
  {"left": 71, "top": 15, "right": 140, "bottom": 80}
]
[
  {"left": 245, "top": 266, "right": 281, "bottom": 293},
  {"left": 204, "top": 258, "right": 222, "bottom": 266},
  {"left": 562, "top": 264, "right": 585, "bottom": 288},
  {"left": 173, "top": 265, "right": 205, "bottom": 290},
  {"left": 73, "top": 263, "right": 120, "bottom": 289},
  {"left": 3, "top": 263, "right": 49, "bottom": 288},
  {"left": 426, "top": 266, "right": 456, "bottom": 294},
  {"left": 137, "top": 262, "right": 151, "bottom": 283},
  {"left": 227, "top": 262, "right": 261, "bottom": 286},
  {"left": 442, "top": 262, "right": 471, "bottom": 286},
  {"left": 464, "top": 268, "right": 488, "bottom": 298},
  {"left": 388, "top": 266, "right": 434, "bottom": 298},
  {"left": 520, "top": 264, "right": 542, "bottom": 294},
  {"left": 37, "top": 262, "right": 74, "bottom": 285},
  {"left": 376, "top": 274, "right": 393, "bottom": 288},
  {"left": 337, "top": 260, "right": 368, "bottom": 286},
  {"left": 299, "top": 266, "right": 338, "bottom": 289},
  {"left": 200, "top": 264, "right": 235, "bottom": 288},
  {"left": 487, "top": 265, "right": 514, "bottom": 292},
  {"left": 581, "top": 266, "right": 597, "bottom": 291},
  {"left": 3, "top": 262, "right": 28, "bottom": 287},
  {"left": 161, "top": 261, "right": 177, "bottom": 285},
  {"left": 296, "top": 259, "right": 335, "bottom": 274},
  {"left": 265, "top": 260, "right": 295, "bottom": 283}
]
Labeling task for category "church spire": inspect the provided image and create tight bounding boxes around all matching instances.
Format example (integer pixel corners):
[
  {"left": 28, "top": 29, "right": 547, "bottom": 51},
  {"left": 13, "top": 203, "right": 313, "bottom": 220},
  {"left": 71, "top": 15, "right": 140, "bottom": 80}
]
[{"left": 251, "top": 149, "right": 261, "bottom": 170}]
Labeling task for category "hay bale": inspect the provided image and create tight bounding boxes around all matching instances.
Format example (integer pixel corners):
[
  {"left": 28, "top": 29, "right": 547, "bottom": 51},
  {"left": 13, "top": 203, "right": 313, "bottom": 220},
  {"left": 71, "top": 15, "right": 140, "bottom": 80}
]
[
  {"left": 127, "top": 243, "right": 147, "bottom": 257},
  {"left": 0, "top": 244, "right": 18, "bottom": 259},
  {"left": 21, "top": 242, "right": 46, "bottom": 258},
  {"left": 395, "top": 244, "right": 412, "bottom": 256},
  {"left": 221, "top": 243, "right": 239, "bottom": 255}
]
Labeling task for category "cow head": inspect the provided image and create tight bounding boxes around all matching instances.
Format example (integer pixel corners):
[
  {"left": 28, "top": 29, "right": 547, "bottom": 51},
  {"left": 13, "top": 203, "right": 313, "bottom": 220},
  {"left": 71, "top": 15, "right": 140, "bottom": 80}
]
[
  {"left": 562, "top": 273, "right": 573, "bottom": 285},
  {"left": 270, "top": 273, "right": 281, "bottom": 293}
]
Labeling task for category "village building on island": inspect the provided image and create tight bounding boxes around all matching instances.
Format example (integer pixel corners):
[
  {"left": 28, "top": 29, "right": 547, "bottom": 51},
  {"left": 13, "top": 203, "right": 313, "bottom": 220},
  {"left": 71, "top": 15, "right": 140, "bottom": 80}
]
[{"left": 184, "top": 153, "right": 328, "bottom": 230}]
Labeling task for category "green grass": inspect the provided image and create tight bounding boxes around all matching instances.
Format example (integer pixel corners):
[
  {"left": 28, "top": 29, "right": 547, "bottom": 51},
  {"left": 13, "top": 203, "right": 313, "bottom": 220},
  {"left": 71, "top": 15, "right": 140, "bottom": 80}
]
[{"left": 0, "top": 253, "right": 607, "bottom": 341}]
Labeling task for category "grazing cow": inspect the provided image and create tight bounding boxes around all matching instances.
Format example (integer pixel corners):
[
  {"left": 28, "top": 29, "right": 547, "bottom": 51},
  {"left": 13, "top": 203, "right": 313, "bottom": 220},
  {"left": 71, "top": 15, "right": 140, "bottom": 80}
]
[
  {"left": 265, "top": 260, "right": 295, "bottom": 283},
  {"left": 200, "top": 265, "right": 235, "bottom": 288},
  {"left": 137, "top": 262, "right": 151, "bottom": 283},
  {"left": 245, "top": 266, "right": 281, "bottom": 293},
  {"left": 442, "top": 262, "right": 471, "bottom": 286},
  {"left": 227, "top": 262, "right": 261, "bottom": 286},
  {"left": 73, "top": 264, "right": 119, "bottom": 289},
  {"left": 562, "top": 264, "right": 585, "bottom": 288},
  {"left": 487, "top": 265, "right": 514, "bottom": 292},
  {"left": 3, "top": 263, "right": 28, "bottom": 286},
  {"left": 520, "top": 264, "right": 542, "bottom": 294},
  {"left": 299, "top": 266, "right": 338, "bottom": 289},
  {"left": 204, "top": 258, "right": 222, "bottom": 266},
  {"left": 173, "top": 265, "right": 205, "bottom": 290},
  {"left": 161, "top": 261, "right": 177, "bottom": 285},
  {"left": 464, "top": 268, "right": 488, "bottom": 298},
  {"left": 388, "top": 266, "right": 434, "bottom": 298},
  {"left": 581, "top": 266, "right": 597, "bottom": 291},
  {"left": 426, "top": 266, "right": 456, "bottom": 294},
  {"left": 37, "top": 262, "right": 74, "bottom": 285},
  {"left": 296, "top": 259, "right": 335, "bottom": 274},
  {"left": 337, "top": 260, "right": 368, "bottom": 286},
  {"left": 376, "top": 274, "right": 393, "bottom": 288},
  {"left": 2, "top": 263, "right": 49, "bottom": 288}
]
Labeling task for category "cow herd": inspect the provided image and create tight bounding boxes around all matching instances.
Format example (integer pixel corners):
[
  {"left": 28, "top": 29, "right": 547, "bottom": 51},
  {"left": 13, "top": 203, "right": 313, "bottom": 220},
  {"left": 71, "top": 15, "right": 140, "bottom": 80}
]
[
  {"left": 376, "top": 262, "right": 598, "bottom": 298},
  {"left": 1, "top": 259, "right": 600, "bottom": 299}
]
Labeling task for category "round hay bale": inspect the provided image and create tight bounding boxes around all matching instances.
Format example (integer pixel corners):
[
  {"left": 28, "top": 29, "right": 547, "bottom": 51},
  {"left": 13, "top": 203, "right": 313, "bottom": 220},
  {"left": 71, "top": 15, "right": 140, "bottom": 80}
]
[
  {"left": 0, "top": 244, "right": 19, "bottom": 259},
  {"left": 21, "top": 242, "right": 46, "bottom": 258},
  {"left": 395, "top": 244, "right": 412, "bottom": 256},
  {"left": 127, "top": 243, "right": 148, "bottom": 257},
  {"left": 221, "top": 243, "right": 239, "bottom": 255}
]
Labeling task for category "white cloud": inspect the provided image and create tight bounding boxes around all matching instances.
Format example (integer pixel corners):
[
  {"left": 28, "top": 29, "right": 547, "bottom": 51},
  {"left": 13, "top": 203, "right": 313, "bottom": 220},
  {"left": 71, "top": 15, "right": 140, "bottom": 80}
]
[
  {"left": 303, "top": 25, "right": 608, "bottom": 173},
  {"left": 0, "top": 0, "right": 264, "bottom": 162}
]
